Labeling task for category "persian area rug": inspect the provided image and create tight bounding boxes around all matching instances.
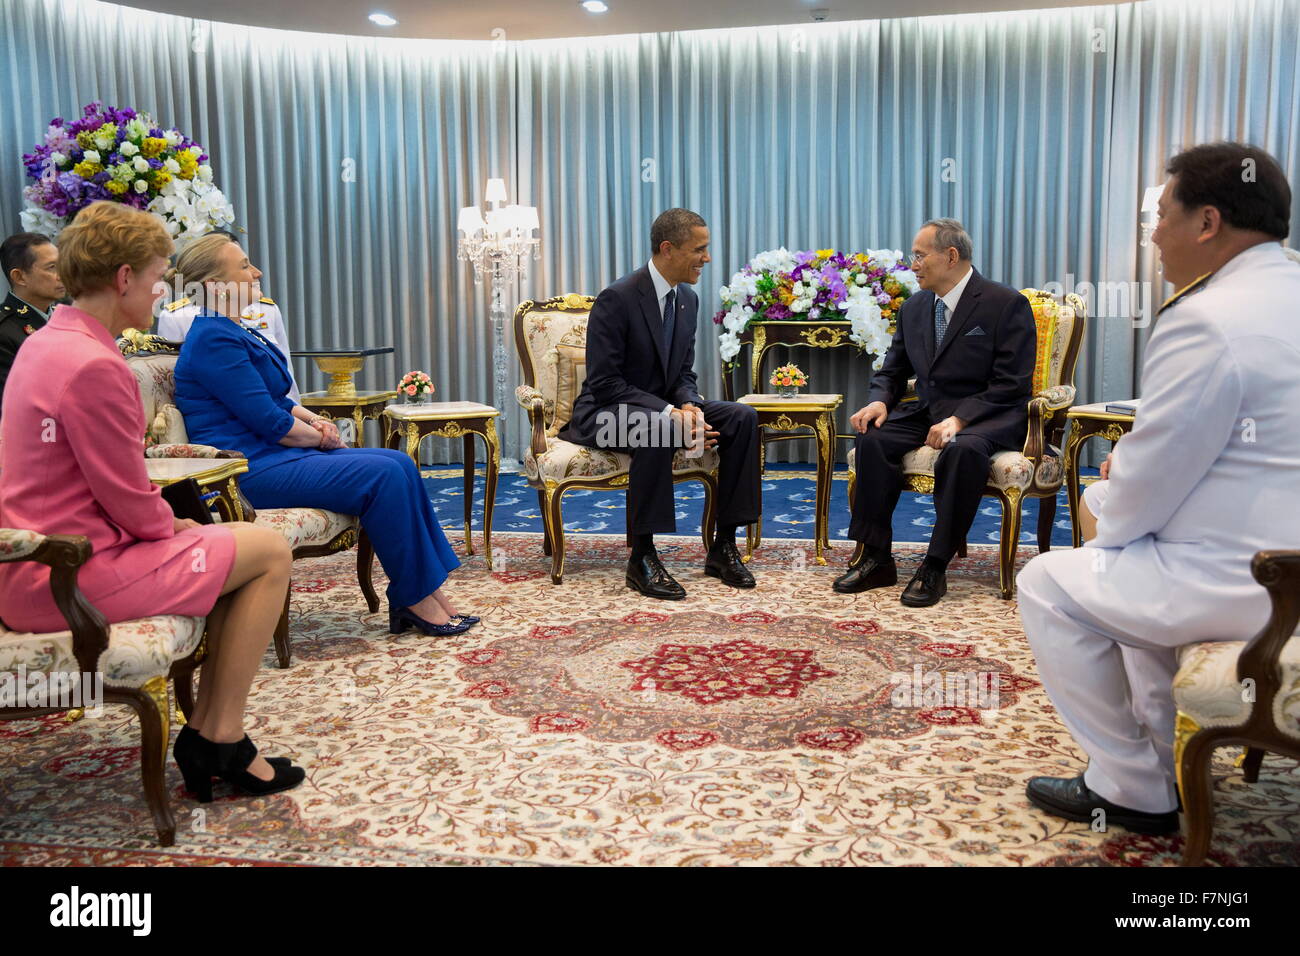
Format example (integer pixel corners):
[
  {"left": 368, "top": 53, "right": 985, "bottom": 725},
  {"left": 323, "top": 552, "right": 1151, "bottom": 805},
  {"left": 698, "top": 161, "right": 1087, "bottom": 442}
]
[{"left": 1, "top": 533, "right": 1296, "bottom": 866}]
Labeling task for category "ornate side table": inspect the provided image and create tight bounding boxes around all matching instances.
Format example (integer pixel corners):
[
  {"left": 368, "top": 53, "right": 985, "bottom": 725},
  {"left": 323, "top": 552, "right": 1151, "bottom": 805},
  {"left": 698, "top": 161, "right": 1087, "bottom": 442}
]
[
  {"left": 382, "top": 402, "right": 501, "bottom": 566},
  {"left": 145, "top": 457, "right": 251, "bottom": 522},
  {"left": 296, "top": 347, "right": 396, "bottom": 447},
  {"left": 736, "top": 393, "right": 843, "bottom": 566},
  {"left": 1063, "top": 402, "right": 1137, "bottom": 547}
]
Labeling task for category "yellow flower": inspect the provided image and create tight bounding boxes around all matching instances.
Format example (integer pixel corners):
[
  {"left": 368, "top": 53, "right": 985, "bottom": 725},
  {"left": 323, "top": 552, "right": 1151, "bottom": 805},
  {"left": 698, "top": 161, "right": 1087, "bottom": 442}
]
[
  {"left": 72, "top": 161, "right": 103, "bottom": 179},
  {"left": 76, "top": 130, "right": 97, "bottom": 149},
  {"left": 150, "top": 170, "right": 172, "bottom": 188},
  {"left": 815, "top": 248, "right": 835, "bottom": 259},
  {"left": 177, "top": 156, "right": 198, "bottom": 180},
  {"left": 140, "top": 137, "right": 167, "bottom": 158},
  {"left": 105, "top": 180, "right": 128, "bottom": 196}
]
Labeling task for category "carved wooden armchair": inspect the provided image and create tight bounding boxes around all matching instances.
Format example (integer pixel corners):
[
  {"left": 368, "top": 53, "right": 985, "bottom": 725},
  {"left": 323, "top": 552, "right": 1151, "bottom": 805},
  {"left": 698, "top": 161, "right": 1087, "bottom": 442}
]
[
  {"left": 1173, "top": 550, "right": 1300, "bottom": 865},
  {"left": 0, "top": 528, "right": 205, "bottom": 845},
  {"left": 514, "top": 294, "right": 719, "bottom": 584},
  {"left": 118, "top": 331, "right": 378, "bottom": 666},
  {"left": 847, "top": 289, "right": 1087, "bottom": 598}
]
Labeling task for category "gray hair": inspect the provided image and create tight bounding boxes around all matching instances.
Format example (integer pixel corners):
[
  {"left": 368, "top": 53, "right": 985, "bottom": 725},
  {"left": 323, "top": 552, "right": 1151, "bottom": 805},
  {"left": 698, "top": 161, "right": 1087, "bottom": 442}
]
[
  {"left": 651, "top": 208, "right": 707, "bottom": 254},
  {"left": 922, "top": 218, "right": 973, "bottom": 262}
]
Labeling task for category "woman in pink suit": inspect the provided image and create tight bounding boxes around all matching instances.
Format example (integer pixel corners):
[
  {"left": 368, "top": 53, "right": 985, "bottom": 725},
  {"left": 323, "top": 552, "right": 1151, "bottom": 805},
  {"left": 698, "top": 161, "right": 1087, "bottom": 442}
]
[{"left": 0, "top": 201, "right": 302, "bottom": 802}]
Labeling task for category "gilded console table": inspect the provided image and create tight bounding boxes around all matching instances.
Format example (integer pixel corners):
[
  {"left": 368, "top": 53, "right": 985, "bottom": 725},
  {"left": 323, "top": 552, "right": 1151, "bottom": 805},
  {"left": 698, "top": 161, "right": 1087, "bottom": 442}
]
[
  {"left": 1063, "top": 402, "right": 1137, "bottom": 548},
  {"left": 297, "top": 346, "right": 396, "bottom": 447}
]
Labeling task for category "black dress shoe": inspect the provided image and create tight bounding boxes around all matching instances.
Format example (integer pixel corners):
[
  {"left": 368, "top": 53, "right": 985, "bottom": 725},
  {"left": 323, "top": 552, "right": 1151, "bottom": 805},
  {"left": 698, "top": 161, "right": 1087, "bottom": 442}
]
[
  {"left": 832, "top": 556, "right": 897, "bottom": 594},
  {"left": 626, "top": 552, "right": 687, "bottom": 600},
  {"left": 1026, "top": 775, "right": 1180, "bottom": 835},
  {"left": 900, "top": 562, "right": 946, "bottom": 607},
  {"left": 704, "top": 541, "right": 756, "bottom": 588}
]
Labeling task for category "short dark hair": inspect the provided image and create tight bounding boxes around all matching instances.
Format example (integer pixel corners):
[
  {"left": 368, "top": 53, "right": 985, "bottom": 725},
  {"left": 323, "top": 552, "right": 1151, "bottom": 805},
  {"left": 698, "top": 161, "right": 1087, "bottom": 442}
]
[
  {"left": 650, "top": 208, "right": 706, "bottom": 254},
  {"left": 1, "top": 232, "right": 54, "bottom": 285},
  {"left": 1166, "top": 142, "right": 1291, "bottom": 240}
]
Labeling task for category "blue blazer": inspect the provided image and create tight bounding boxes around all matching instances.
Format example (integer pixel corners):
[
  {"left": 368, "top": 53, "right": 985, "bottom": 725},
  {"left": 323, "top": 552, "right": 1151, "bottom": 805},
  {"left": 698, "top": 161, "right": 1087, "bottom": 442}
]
[{"left": 174, "top": 312, "right": 315, "bottom": 468}]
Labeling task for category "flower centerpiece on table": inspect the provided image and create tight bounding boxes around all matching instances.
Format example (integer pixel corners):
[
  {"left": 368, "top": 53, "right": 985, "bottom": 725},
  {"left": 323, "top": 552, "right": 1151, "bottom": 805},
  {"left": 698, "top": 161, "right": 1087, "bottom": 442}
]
[
  {"left": 20, "top": 101, "right": 235, "bottom": 244},
  {"left": 770, "top": 364, "right": 808, "bottom": 398},
  {"left": 713, "top": 248, "right": 919, "bottom": 368},
  {"left": 399, "top": 370, "right": 435, "bottom": 404}
]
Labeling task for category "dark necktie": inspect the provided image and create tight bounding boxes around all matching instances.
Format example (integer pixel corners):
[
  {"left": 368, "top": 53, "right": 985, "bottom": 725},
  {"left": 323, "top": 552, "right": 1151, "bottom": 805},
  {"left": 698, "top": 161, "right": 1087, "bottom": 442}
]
[
  {"left": 662, "top": 288, "right": 676, "bottom": 358},
  {"left": 933, "top": 295, "right": 948, "bottom": 346}
]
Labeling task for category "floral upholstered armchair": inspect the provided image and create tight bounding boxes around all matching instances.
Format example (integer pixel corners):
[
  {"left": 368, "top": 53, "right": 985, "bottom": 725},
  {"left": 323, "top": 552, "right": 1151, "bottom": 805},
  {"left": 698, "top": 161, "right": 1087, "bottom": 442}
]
[
  {"left": 119, "top": 331, "right": 378, "bottom": 666},
  {"left": 1173, "top": 550, "right": 1300, "bottom": 865},
  {"left": 847, "top": 289, "right": 1087, "bottom": 599},
  {"left": 0, "top": 527, "right": 205, "bottom": 845},
  {"left": 514, "top": 294, "right": 720, "bottom": 584}
]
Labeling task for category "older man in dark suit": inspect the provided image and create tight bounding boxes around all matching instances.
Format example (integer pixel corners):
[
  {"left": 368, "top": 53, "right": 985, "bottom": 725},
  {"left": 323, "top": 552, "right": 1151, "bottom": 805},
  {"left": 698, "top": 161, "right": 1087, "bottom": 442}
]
[
  {"left": 560, "top": 208, "right": 760, "bottom": 600},
  {"left": 836, "top": 218, "right": 1035, "bottom": 606}
]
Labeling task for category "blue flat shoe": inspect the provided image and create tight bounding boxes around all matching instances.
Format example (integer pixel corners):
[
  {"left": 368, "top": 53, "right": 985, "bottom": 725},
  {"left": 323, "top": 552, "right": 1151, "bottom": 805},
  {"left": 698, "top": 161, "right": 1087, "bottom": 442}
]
[{"left": 389, "top": 606, "right": 472, "bottom": 636}]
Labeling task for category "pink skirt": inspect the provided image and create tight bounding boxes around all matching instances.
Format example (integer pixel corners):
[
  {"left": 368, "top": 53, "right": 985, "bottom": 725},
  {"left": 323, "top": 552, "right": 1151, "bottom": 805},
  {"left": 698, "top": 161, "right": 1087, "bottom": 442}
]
[{"left": 0, "top": 525, "right": 236, "bottom": 634}]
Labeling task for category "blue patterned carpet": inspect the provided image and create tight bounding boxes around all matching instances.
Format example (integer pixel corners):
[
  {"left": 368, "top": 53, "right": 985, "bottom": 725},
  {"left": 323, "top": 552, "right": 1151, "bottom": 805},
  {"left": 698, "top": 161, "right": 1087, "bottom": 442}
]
[{"left": 423, "top": 463, "right": 1096, "bottom": 549}]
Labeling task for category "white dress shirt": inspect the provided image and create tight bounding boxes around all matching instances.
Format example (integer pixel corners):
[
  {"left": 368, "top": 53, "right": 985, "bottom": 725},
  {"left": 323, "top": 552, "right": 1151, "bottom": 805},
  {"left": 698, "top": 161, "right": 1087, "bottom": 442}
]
[
  {"left": 647, "top": 259, "right": 678, "bottom": 417},
  {"left": 938, "top": 266, "right": 974, "bottom": 318}
]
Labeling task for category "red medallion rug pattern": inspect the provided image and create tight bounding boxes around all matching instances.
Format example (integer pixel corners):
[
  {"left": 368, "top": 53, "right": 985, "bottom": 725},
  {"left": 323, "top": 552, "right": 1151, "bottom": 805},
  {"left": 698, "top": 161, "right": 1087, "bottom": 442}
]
[{"left": 1, "top": 532, "right": 1296, "bottom": 867}]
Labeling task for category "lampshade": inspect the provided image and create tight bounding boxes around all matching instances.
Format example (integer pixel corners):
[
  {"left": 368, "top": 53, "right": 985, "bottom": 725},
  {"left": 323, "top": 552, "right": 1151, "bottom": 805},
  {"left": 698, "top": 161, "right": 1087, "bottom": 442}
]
[
  {"left": 484, "top": 207, "right": 509, "bottom": 236},
  {"left": 457, "top": 206, "right": 486, "bottom": 234},
  {"left": 519, "top": 205, "right": 540, "bottom": 232},
  {"left": 485, "top": 178, "right": 508, "bottom": 204}
]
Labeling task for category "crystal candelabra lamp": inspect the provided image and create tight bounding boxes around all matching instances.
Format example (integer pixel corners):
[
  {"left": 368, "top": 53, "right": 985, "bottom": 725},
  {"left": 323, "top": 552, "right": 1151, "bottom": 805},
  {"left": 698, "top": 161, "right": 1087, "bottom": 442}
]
[{"left": 457, "top": 178, "right": 541, "bottom": 468}]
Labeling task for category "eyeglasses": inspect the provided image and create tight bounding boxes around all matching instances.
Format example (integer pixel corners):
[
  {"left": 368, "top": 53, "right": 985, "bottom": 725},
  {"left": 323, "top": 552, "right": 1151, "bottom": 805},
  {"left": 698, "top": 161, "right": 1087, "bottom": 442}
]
[{"left": 909, "top": 251, "right": 933, "bottom": 265}]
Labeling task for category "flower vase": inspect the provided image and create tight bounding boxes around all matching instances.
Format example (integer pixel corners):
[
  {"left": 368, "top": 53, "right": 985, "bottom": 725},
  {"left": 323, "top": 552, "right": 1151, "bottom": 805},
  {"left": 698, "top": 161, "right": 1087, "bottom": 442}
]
[
  {"left": 777, "top": 386, "right": 800, "bottom": 399},
  {"left": 408, "top": 390, "right": 433, "bottom": 405}
]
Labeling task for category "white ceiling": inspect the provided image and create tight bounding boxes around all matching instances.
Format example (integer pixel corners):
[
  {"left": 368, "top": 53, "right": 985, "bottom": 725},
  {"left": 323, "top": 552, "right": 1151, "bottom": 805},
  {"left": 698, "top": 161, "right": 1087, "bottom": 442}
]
[{"left": 108, "top": 0, "right": 1123, "bottom": 41}]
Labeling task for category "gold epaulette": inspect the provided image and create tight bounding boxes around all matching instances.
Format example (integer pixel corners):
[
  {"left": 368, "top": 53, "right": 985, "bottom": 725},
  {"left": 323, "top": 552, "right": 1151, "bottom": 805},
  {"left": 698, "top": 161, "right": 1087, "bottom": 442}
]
[
  {"left": 164, "top": 297, "right": 191, "bottom": 311},
  {"left": 259, "top": 296, "right": 275, "bottom": 305},
  {"left": 1156, "top": 271, "right": 1214, "bottom": 316}
]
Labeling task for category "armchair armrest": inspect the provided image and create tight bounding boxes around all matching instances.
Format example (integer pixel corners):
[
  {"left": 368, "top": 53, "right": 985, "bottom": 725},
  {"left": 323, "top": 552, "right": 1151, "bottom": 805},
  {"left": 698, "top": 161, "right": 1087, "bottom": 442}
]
[
  {"left": 1023, "top": 385, "right": 1077, "bottom": 461},
  {"left": 1237, "top": 551, "right": 1300, "bottom": 714},
  {"left": 0, "top": 529, "right": 109, "bottom": 674},
  {"left": 515, "top": 385, "right": 550, "bottom": 459},
  {"left": 145, "top": 443, "right": 243, "bottom": 459}
]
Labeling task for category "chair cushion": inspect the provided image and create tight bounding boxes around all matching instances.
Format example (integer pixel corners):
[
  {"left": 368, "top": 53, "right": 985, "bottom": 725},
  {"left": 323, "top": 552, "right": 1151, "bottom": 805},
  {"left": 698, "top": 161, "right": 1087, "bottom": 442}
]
[
  {"left": 547, "top": 343, "right": 588, "bottom": 437},
  {"left": 525, "top": 437, "right": 720, "bottom": 483},
  {"left": 518, "top": 303, "right": 591, "bottom": 430},
  {"left": 254, "top": 508, "right": 358, "bottom": 551},
  {"left": 0, "top": 529, "right": 44, "bottom": 562},
  {"left": 1173, "top": 638, "right": 1300, "bottom": 742},
  {"left": 846, "top": 445, "right": 1061, "bottom": 493},
  {"left": 0, "top": 615, "right": 205, "bottom": 690},
  {"left": 146, "top": 403, "right": 189, "bottom": 446}
]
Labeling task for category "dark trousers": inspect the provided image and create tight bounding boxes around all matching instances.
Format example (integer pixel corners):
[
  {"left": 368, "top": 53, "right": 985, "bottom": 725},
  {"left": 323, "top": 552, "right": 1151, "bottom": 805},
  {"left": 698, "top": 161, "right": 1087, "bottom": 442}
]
[
  {"left": 848, "top": 404, "right": 1001, "bottom": 561},
  {"left": 623, "top": 399, "right": 761, "bottom": 536}
]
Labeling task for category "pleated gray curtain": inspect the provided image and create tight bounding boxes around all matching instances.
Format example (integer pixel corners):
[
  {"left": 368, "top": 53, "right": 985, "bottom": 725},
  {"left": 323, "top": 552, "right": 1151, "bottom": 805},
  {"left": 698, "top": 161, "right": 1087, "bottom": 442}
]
[{"left": 2, "top": 0, "right": 1298, "bottom": 464}]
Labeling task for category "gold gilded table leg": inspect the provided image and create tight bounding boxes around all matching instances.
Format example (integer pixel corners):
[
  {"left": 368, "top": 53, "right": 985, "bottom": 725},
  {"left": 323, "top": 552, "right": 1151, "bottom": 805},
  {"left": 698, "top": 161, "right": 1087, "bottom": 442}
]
[
  {"left": 814, "top": 411, "right": 832, "bottom": 565},
  {"left": 352, "top": 407, "right": 366, "bottom": 448},
  {"left": 462, "top": 430, "right": 475, "bottom": 556},
  {"left": 1064, "top": 422, "right": 1088, "bottom": 549},
  {"left": 483, "top": 418, "right": 499, "bottom": 570}
]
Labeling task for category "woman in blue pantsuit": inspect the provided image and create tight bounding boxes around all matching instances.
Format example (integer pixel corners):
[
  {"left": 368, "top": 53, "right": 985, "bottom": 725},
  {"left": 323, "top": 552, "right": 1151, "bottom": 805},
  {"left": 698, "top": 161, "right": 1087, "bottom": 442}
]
[{"left": 170, "top": 234, "right": 475, "bottom": 636}]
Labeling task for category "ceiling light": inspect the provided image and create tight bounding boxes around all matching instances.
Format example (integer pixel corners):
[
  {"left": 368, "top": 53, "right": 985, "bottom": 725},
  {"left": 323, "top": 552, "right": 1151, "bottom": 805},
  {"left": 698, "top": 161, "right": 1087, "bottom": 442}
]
[
  {"left": 581, "top": 1, "right": 609, "bottom": 12},
  {"left": 368, "top": 13, "right": 398, "bottom": 26}
]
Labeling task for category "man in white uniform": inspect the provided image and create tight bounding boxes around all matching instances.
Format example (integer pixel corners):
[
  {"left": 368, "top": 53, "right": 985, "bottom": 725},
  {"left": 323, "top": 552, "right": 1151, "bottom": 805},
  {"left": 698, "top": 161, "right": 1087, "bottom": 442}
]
[
  {"left": 1017, "top": 142, "right": 1300, "bottom": 834},
  {"left": 156, "top": 233, "right": 302, "bottom": 403}
]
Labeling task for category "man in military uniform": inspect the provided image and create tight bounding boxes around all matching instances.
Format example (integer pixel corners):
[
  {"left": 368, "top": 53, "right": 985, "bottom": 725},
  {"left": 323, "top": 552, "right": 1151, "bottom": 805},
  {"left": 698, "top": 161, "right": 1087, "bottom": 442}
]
[
  {"left": 156, "top": 231, "right": 301, "bottom": 403},
  {"left": 1017, "top": 143, "right": 1299, "bottom": 834},
  {"left": 0, "top": 233, "right": 65, "bottom": 411}
]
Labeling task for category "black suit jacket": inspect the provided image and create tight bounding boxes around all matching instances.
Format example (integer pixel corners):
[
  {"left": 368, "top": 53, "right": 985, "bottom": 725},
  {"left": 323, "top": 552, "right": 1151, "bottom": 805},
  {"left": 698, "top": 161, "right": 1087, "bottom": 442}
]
[
  {"left": 0, "top": 293, "right": 49, "bottom": 413},
  {"left": 560, "top": 265, "right": 704, "bottom": 446},
  {"left": 867, "top": 268, "right": 1036, "bottom": 449}
]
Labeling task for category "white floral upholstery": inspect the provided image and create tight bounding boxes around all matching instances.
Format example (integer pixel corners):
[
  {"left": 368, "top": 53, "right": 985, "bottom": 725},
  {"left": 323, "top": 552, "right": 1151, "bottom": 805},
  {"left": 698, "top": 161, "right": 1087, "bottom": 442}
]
[
  {"left": 1174, "top": 637, "right": 1300, "bottom": 742},
  {"left": 0, "top": 529, "right": 44, "bottom": 561},
  {"left": 145, "top": 442, "right": 225, "bottom": 459},
  {"left": 124, "top": 349, "right": 182, "bottom": 435},
  {"left": 847, "top": 445, "right": 1061, "bottom": 494},
  {"left": 1037, "top": 384, "right": 1076, "bottom": 409},
  {"left": 254, "top": 508, "right": 357, "bottom": 551},
  {"left": 0, "top": 615, "right": 205, "bottom": 690},
  {"left": 525, "top": 437, "right": 720, "bottom": 483},
  {"left": 516, "top": 300, "right": 593, "bottom": 432}
]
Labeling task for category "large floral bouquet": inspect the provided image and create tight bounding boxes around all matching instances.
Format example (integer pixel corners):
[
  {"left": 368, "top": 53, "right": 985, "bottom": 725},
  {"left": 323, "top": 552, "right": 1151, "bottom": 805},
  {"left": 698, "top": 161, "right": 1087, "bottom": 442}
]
[
  {"left": 20, "top": 102, "right": 235, "bottom": 244},
  {"left": 713, "top": 248, "right": 919, "bottom": 368}
]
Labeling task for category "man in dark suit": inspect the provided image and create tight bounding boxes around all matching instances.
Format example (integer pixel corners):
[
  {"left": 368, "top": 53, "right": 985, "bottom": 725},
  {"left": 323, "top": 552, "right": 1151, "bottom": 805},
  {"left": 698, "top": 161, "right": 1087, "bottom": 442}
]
[
  {"left": 836, "top": 218, "right": 1035, "bottom": 606},
  {"left": 560, "top": 208, "right": 761, "bottom": 599},
  {"left": 0, "top": 233, "right": 65, "bottom": 412}
]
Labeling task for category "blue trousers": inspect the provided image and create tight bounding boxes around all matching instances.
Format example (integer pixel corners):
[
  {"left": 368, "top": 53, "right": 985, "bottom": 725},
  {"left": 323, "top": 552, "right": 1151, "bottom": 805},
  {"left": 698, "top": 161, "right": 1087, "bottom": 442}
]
[{"left": 240, "top": 447, "right": 460, "bottom": 608}]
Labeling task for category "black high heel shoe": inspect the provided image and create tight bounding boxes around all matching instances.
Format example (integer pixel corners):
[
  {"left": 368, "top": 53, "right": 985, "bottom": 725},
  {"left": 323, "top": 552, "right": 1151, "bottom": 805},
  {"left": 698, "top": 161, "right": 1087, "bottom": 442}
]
[
  {"left": 389, "top": 605, "right": 472, "bottom": 636},
  {"left": 173, "top": 726, "right": 305, "bottom": 802}
]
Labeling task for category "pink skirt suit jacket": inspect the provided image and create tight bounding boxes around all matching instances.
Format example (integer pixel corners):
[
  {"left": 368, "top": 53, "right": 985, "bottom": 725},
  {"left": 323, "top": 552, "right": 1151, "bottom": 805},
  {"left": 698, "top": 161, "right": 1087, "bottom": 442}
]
[{"left": 0, "top": 305, "right": 236, "bottom": 633}]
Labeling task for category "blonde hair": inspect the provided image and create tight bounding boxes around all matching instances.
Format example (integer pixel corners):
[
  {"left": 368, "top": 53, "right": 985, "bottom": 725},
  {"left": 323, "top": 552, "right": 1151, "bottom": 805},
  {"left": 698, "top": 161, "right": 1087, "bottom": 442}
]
[
  {"left": 57, "top": 201, "right": 173, "bottom": 298},
  {"left": 163, "top": 233, "right": 238, "bottom": 298}
]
